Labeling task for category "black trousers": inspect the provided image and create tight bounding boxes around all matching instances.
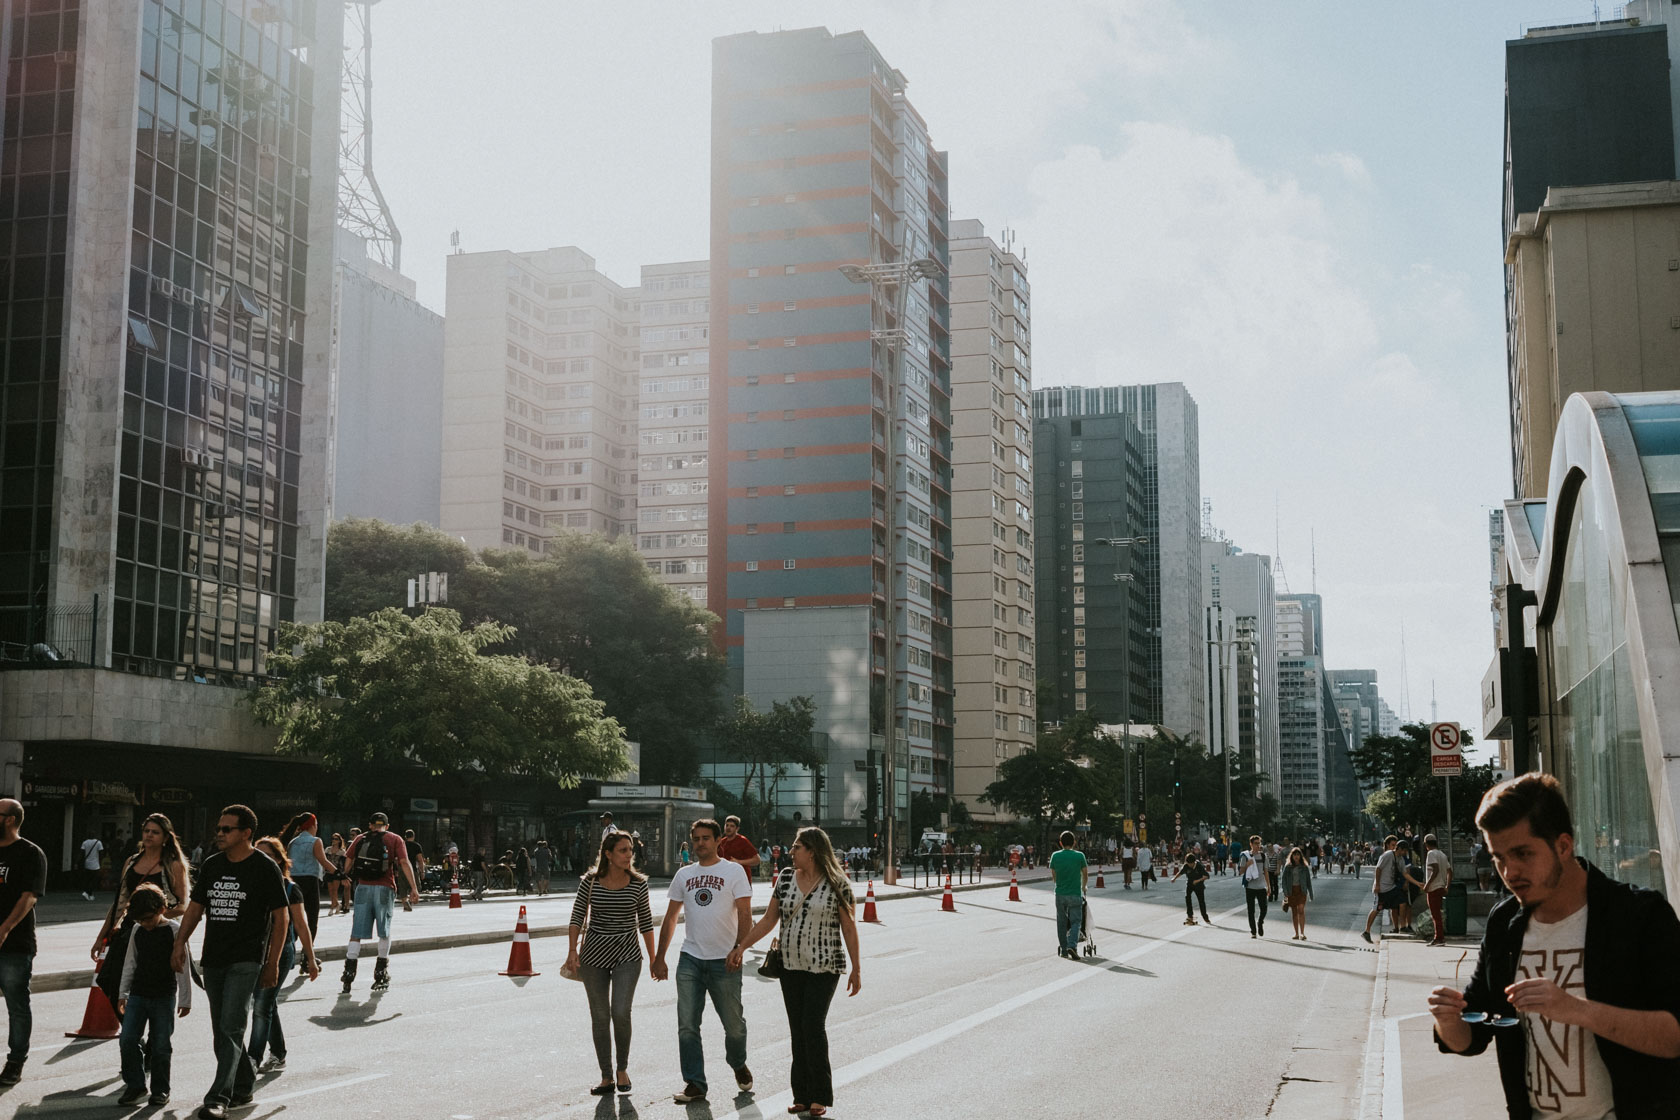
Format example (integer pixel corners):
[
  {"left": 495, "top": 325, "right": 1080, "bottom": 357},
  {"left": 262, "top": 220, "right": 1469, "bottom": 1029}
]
[
  {"left": 1246, "top": 888, "right": 1268, "bottom": 934},
  {"left": 293, "top": 876, "right": 321, "bottom": 940},
  {"left": 1185, "top": 882, "right": 1210, "bottom": 921},
  {"left": 780, "top": 968, "right": 841, "bottom": 1107}
]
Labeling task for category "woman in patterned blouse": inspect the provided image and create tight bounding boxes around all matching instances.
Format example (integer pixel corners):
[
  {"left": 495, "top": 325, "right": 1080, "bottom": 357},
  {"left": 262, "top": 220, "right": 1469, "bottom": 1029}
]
[
  {"left": 566, "top": 831, "right": 657, "bottom": 1097},
  {"left": 732, "top": 826, "right": 861, "bottom": 1118}
]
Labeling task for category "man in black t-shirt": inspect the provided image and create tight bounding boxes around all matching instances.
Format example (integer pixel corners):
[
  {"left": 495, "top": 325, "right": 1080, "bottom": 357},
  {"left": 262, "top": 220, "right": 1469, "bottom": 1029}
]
[
  {"left": 0, "top": 798, "right": 47, "bottom": 1087},
  {"left": 171, "top": 804, "right": 287, "bottom": 1120}
]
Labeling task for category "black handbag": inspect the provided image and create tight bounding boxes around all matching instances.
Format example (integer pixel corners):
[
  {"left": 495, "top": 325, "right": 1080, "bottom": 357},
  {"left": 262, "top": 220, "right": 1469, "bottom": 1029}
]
[{"left": 758, "top": 938, "right": 784, "bottom": 979}]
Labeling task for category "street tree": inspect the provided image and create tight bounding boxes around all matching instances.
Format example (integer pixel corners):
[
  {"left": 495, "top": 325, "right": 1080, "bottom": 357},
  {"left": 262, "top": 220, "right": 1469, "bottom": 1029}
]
[
  {"left": 1349, "top": 722, "right": 1497, "bottom": 840},
  {"left": 249, "top": 608, "right": 629, "bottom": 820},
  {"left": 324, "top": 519, "right": 474, "bottom": 622},
  {"left": 981, "top": 714, "right": 1117, "bottom": 848},
  {"left": 711, "top": 695, "right": 820, "bottom": 837}
]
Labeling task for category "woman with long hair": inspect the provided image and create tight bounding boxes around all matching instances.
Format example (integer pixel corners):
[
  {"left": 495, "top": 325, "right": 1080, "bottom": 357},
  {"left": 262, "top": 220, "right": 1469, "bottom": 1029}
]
[
  {"left": 733, "top": 826, "right": 861, "bottom": 1118},
  {"left": 324, "top": 832, "right": 349, "bottom": 915},
  {"left": 247, "top": 836, "right": 320, "bottom": 1071},
  {"left": 280, "top": 812, "right": 329, "bottom": 940},
  {"left": 566, "top": 830, "right": 656, "bottom": 1096},
  {"left": 1280, "top": 846, "right": 1314, "bottom": 941},
  {"left": 91, "top": 813, "right": 190, "bottom": 1012},
  {"left": 516, "top": 846, "right": 532, "bottom": 896}
]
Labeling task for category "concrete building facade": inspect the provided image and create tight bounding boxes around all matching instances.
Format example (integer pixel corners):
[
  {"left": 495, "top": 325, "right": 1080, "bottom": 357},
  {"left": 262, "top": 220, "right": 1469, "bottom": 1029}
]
[
  {"left": 440, "top": 247, "right": 641, "bottom": 554},
  {"left": 1275, "top": 594, "right": 1328, "bottom": 809},
  {"left": 1202, "top": 540, "right": 1279, "bottom": 796},
  {"left": 707, "top": 27, "right": 955, "bottom": 815},
  {"left": 636, "top": 259, "right": 712, "bottom": 607},
  {"left": 330, "top": 228, "right": 444, "bottom": 526},
  {"left": 947, "top": 219, "right": 1034, "bottom": 816},
  {"left": 0, "top": 0, "right": 344, "bottom": 867},
  {"left": 1033, "top": 384, "right": 1204, "bottom": 741}
]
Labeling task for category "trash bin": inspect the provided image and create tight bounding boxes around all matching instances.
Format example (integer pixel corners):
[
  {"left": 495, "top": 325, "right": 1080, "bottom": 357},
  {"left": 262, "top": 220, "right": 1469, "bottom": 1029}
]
[{"left": 1445, "top": 881, "right": 1468, "bottom": 937}]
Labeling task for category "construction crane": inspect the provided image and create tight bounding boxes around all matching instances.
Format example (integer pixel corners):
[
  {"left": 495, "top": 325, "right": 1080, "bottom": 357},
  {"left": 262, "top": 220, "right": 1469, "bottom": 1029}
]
[{"left": 339, "top": 0, "right": 402, "bottom": 272}]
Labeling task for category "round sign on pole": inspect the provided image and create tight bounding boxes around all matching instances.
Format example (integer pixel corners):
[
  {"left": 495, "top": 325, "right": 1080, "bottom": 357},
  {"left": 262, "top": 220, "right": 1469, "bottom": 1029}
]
[{"left": 1429, "top": 721, "right": 1463, "bottom": 777}]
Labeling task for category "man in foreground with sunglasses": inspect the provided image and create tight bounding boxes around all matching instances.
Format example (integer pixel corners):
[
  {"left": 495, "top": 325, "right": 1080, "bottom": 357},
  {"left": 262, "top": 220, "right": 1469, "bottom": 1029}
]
[{"left": 1428, "top": 772, "right": 1680, "bottom": 1117}]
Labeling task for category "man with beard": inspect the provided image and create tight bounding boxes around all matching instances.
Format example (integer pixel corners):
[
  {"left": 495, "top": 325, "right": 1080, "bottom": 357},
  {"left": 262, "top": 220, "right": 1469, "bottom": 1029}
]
[{"left": 1428, "top": 773, "right": 1680, "bottom": 1117}]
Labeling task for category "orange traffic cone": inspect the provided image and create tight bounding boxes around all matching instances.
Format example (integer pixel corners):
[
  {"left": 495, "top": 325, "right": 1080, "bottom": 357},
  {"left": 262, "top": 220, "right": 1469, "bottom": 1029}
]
[
  {"left": 66, "top": 951, "right": 120, "bottom": 1039},
  {"left": 1008, "top": 867, "right": 1021, "bottom": 902},
  {"left": 1095, "top": 865, "right": 1106, "bottom": 889},
  {"left": 449, "top": 876, "right": 462, "bottom": 909},
  {"left": 940, "top": 873, "right": 956, "bottom": 913},
  {"left": 499, "top": 904, "right": 540, "bottom": 977},
  {"left": 862, "top": 880, "right": 880, "bottom": 923}
]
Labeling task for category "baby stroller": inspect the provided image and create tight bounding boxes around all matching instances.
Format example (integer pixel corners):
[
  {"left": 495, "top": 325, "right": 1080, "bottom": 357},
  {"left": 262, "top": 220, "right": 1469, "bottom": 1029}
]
[{"left": 1080, "top": 897, "right": 1098, "bottom": 958}]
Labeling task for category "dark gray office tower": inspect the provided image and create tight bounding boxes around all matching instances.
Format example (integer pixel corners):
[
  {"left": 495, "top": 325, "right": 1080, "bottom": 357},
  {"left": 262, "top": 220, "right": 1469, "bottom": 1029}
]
[
  {"left": 0, "top": 2, "right": 342, "bottom": 854},
  {"left": 1034, "top": 384, "right": 1203, "bottom": 740},
  {"left": 1032, "top": 408, "right": 1147, "bottom": 725}
]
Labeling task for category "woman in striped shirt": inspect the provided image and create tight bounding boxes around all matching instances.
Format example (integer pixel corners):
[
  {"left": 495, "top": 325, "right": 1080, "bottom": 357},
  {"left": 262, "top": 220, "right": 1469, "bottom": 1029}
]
[{"left": 567, "top": 830, "right": 656, "bottom": 1096}]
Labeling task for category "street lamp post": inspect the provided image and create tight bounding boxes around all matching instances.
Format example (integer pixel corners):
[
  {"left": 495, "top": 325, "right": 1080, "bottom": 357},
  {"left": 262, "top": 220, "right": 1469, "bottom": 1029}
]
[
  {"left": 1206, "top": 628, "right": 1254, "bottom": 838},
  {"left": 839, "top": 256, "right": 944, "bottom": 885},
  {"left": 1094, "top": 536, "right": 1145, "bottom": 829}
]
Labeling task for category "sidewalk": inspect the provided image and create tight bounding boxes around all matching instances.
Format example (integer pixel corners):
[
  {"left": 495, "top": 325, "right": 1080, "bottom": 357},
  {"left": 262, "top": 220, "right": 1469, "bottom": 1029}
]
[
  {"left": 1362, "top": 928, "right": 1508, "bottom": 1119},
  {"left": 30, "top": 863, "right": 1055, "bottom": 993}
]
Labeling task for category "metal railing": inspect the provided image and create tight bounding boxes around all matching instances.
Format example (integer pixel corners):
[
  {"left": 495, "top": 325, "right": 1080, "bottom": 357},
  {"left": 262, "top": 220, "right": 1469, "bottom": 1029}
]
[{"left": 0, "top": 600, "right": 98, "bottom": 668}]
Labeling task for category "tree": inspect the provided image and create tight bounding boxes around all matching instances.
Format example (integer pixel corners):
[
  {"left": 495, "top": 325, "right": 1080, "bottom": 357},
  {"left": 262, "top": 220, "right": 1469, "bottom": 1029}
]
[
  {"left": 321, "top": 521, "right": 726, "bottom": 783},
  {"left": 711, "top": 695, "right": 820, "bottom": 837},
  {"left": 248, "top": 608, "right": 629, "bottom": 816},
  {"left": 454, "top": 540, "right": 725, "bottom": 783},
  {"left": 324, "top": 519, "right": 474, "bottom": 623},
  {"left": 1349, "top": 723, "right": 1498, "bottom": 840},
  {"left": 981, "top": 714, "right": 1118, "bottom": 849}
]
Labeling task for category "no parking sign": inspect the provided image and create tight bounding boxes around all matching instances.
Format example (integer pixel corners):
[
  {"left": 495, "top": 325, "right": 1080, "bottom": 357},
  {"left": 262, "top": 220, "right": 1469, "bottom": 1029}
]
[{"left": 1430, "top": 722, "right": 1463, "bottom": 777}]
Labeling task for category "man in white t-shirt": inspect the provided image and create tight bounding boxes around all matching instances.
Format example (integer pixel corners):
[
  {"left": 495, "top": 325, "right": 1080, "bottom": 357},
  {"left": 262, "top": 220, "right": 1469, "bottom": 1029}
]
[
  {"left": 1422, "top": 833, "right": 1452, "bottom": 947},
  {"left": 654, "top": 818, "right": 754, "bottom": 1105},
  {"left": 79, "top": 835, "right": 104, "bottom": 901},
  {"left": 1135, "top": 842, "right": 1154, "bottom": 889}
]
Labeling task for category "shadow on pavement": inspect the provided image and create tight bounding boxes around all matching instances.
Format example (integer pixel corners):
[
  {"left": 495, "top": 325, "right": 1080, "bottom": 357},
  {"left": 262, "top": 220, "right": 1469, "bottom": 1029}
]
[
  {"left": 9, "top": 1074, "right": 121, "bottom": 1115},
  {"left": 597, "top": 1093, "right": 641, "bottom": 1120},
  {"left": 42, "top": 1039, "right": 109, "bottom": 1066},
  {"left": 309, "top": 991, "right": 401, "bottom": 1030}
]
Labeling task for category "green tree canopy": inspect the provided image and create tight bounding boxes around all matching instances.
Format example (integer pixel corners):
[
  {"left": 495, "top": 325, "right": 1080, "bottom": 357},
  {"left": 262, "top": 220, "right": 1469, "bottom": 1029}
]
[
  {"left": 322, "top": 520, "right": 725, "bottom": 783},
  {"left": 249, "top": 608, "right": 629, "bottom": 805},
  {"left": 1349, "top": 722, "right": 1497, "bottom": 839},
  {"left": 712, "top": 695, "right": 820, "bottom": 836}
]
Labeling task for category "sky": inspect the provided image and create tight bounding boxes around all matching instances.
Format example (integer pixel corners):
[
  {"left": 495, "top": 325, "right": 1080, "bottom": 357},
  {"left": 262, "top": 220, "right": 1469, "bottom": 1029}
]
[{"left": 366, "top": 1, "right": 1609, "bottom": 763}]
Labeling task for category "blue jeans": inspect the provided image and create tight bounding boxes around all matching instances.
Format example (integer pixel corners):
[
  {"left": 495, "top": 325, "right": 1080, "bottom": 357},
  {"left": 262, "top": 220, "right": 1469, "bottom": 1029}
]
[
  {"left": 1055, "top": 895, "right": 1083, "bottom": 951},
  {"left": 247, "top": 955, "right": 295, "bottom": 1063},
  {"left": 120, "top": 993, "right": 175, "bottom": 1094},
  {"left": 202, "top": 962, "right": 261, "bottom": 1106},
  {"left": 0, "top": 952, "right": 31, "bottom": 1062},
  {"left": 676, "top": 953, "right": 747, "bottom": 1092},
  {"left": 351, "top": 884, "right": 395, "bottom": 942}
]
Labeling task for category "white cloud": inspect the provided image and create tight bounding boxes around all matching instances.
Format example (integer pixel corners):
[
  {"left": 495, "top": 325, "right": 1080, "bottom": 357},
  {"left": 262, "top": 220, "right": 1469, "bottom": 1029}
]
[{"left": 1314, "top": 151, "right": 1373, "bottom": 188}]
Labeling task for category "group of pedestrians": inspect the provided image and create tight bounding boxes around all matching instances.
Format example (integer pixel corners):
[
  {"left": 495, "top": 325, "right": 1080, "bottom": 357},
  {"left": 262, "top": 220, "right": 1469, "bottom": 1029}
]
[{"left": 566, "top": 815, "right": 858, "bottom": 1116}]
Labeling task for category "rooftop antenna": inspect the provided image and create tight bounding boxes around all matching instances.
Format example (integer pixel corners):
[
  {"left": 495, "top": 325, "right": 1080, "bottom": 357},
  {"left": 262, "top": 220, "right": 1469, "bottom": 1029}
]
[
  {"left": 1311, "top": 529, "right": 1317, "bottom": 595},
  {"left": 450, "top": 230, "right": 463, "bottom": 256},
  {"left": 1201, "top": 498, "right": 1214, "bottom": 539},
  {"left": 339, "top": 0, "right": 403, "bottom": 272},
  {"left": 1273, "top": 495, "right": 1290, "bottom": 593},
  {"left": 1431, "top": 679, "right": 1438, "bottom": 723}
]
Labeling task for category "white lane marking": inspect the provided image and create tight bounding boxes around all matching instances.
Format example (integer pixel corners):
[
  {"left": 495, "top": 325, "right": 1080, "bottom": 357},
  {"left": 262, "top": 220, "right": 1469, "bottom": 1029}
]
[
  {"left": 714, "top": 901, "right": 1249, "bottom": 1120},
  {"left": 1358, "top": 938, "right": 1389, "bottom": 1120},
  {"left": 1383, "top": 1015, "right": 1404, "bottom": 1120},
  {"left": 262, "top": 1071, "right": 389, "bottom": 1102}
]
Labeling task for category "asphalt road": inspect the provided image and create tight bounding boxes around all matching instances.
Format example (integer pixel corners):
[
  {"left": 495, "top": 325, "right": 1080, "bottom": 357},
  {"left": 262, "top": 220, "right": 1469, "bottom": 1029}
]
[{"left": 0, "top": 869, "right": 1389, "bottom": 1119}]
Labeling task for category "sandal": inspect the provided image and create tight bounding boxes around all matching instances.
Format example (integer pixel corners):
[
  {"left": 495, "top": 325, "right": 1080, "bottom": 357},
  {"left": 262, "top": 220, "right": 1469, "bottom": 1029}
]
[
  {"left": 808, "top": 1107, "right": 828, "bottom": 1118},
  {"left": 788, "top": 1107, "right": 808, "bottom": 1116}
]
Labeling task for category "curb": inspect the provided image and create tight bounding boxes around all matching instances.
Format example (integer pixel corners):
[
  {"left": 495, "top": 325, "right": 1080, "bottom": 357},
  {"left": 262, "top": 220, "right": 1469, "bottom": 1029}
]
[{"left": 29, "top": 872, "right": 1041, "bottom": 994}]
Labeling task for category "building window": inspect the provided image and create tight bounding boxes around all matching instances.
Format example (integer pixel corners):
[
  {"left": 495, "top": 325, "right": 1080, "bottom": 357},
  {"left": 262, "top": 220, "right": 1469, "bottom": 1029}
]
[
  {"left": 783, "top": 559, "right": 796, "bottom": 569},
  {"left": 783, "top": 484, "right": 795, "bottom": 495},
  {"left": 746, "top": 561, "right": 759, "bottom": 571},
  {"left": 746, "top": 523, "right": 758, "bottom": 534}
]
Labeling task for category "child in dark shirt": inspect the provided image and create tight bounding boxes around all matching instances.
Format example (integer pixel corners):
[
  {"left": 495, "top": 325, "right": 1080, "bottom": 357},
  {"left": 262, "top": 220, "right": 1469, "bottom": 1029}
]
[{"left": 116, "top": 883, "right": 192, "bottom": 1107}]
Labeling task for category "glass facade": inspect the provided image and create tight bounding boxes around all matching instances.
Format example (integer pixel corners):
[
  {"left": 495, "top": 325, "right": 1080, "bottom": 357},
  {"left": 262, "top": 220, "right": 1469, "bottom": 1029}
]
[
  {"left": 1624, "top": 401, "right": 1680, "bottom": 637},
  {"left": 118, "top": 0, "right": 317, "bottom": 678},
  {"left": 0, "top": 0, "right": 78, "bottom": 642},
  {"left": 1548, "top": 474, "right": 1663, "bottom": 893}
]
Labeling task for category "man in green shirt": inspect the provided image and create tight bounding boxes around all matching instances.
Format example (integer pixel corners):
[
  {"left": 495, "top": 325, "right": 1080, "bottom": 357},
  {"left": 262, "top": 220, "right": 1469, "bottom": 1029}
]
[{"left": 1049, "top": 832, "right": 1089, "bottom": 959}]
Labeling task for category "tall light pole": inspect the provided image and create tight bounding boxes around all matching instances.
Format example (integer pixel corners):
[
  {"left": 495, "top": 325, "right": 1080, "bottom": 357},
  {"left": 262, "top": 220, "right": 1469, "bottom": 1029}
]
[
  {"left": 839, "top": 256, "right": 944, "bottom": 884},
  {"left": 1206, "top": 627, "right": 1254, "bottom": 838},
  {"left": 1095, "top": 536, "right": 1145, "bottom": 831}
]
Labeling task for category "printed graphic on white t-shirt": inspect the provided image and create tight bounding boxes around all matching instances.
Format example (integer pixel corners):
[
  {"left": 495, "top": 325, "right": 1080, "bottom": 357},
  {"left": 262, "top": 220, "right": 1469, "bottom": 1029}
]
[
  {"left": 1518, "top": 906, "right": 1615, "bottom": 1120},
  {"left": 667, "top": 859, "right": 751, "bottom": 960}
]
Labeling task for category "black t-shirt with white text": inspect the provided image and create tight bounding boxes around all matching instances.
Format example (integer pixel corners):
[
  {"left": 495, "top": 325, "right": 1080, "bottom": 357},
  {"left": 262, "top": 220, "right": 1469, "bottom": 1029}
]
[
  {"left": 0, "top": 837, "right": 47, "bottom": 955},
  {"left": 190, "top": 849, "right": 288, "bottom": 968}
]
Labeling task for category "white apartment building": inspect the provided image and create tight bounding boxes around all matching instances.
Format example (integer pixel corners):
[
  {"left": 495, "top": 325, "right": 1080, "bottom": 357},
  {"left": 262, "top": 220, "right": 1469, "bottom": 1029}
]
[
  {"left": 635, "top": 261, "right": 712, "bottom": 607},
  {"left": 441, "top": 248, "right": 640, "bottom": 553},
  {"left": 948, "top": 219, "right": 1036, "bottom": 817}
]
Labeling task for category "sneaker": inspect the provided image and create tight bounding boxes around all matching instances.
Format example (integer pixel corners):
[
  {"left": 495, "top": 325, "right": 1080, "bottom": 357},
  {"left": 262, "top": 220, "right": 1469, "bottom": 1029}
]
[
  {"left": 0, "top": 1058, "right": 22, "bottom": 1085},
  {"left": 1361, "top": 930, "right": 1373, "bottom": 944},
  {"left": 673, "top": 1083, "right": 707, "bottom": 1103},
  {"left": 119, "top": 1085, "right": 149, "bottom": 1106},
  {"left": 150, "top": 1093, "right": 170, "bottom": 1107},
  {"left": 82, "top": 891, "right": 94, "bottom": 901},
  {"left": 263, "top": 1055, "right": 286, "bottom": 1071},
  {"left": 229, "top": 1092, "right": 253, "bottom": 1106},
  {"left": 734, "top": 1065, "right": 754, "bottom": 1093},
  {"left": 197, "top": 1105, "right": 229, "bottom": 1120},
  {"left": 1184, "top": 918, "right": 1197, "bottom": 925}
]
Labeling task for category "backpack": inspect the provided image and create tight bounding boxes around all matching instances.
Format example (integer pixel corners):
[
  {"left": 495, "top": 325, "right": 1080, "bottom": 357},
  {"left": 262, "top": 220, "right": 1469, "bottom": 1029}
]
[{"left": 352, "top": 833, "right": 393, "bottom": 881}]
